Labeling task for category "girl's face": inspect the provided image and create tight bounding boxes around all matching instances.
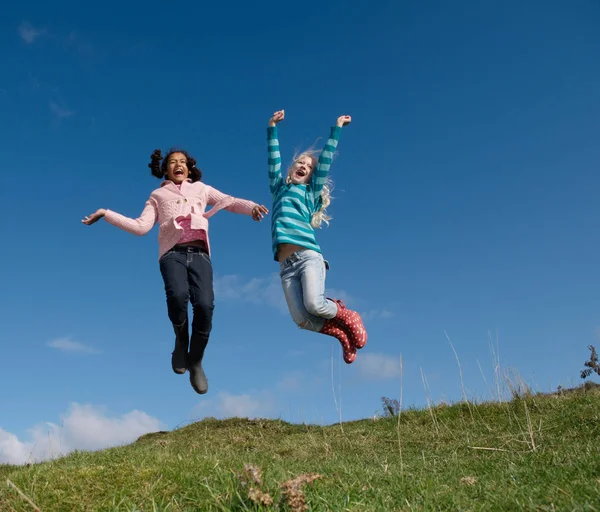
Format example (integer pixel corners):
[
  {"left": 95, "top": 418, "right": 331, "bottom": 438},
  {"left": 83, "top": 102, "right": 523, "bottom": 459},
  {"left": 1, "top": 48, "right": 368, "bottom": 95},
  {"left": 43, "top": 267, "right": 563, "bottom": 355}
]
[
  {"left": 288, "top": 155, "right": 315, "bottom": 185},
  {"left": 165, "top": 152, "right": 189, "bottom": 184}
]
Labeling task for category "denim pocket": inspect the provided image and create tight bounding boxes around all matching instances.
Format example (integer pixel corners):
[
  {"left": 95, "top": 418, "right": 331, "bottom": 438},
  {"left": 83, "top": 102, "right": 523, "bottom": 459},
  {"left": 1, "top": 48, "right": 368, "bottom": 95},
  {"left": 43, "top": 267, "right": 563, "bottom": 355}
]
[
  {"left": 159, "top": 251, "right": 174, "bottom": 263},
  {"left": 199, "top": 251, "right": 211, "bottom": 263}
]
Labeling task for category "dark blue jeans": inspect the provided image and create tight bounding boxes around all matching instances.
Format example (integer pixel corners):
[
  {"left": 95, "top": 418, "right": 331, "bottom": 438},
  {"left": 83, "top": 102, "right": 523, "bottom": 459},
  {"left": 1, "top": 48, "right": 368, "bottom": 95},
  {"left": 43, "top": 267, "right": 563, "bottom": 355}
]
[{"left": 159, "top": 246, "right": 214, "bottom": 364}]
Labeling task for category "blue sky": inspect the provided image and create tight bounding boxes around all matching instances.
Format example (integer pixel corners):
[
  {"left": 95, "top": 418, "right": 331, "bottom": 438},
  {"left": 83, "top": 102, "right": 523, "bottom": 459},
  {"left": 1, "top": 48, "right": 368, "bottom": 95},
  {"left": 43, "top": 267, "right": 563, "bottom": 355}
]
[{"left": 1, "top": 0, "right": 599, "bottom": 463}]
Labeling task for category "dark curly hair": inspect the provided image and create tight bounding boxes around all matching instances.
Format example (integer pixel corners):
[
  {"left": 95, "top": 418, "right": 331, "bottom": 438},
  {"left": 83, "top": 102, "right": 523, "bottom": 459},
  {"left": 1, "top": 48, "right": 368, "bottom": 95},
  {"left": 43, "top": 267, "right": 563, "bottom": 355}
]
[{"left": 148, "top": 148, "right": 202, "bottom": 183}]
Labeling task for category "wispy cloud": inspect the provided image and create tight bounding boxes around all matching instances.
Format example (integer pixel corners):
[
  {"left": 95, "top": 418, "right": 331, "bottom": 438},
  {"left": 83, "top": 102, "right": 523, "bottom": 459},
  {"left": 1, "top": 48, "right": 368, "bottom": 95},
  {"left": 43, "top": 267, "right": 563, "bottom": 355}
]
[
  {"left": 214, "top": 273, "right": 287, "bottom": 312},
  {"left": 65, "top": 30, "right": 100, "bottom": 58},
  {"left": 324, "top": 288, "right": 354, "bottom": 304},
  {"left": 355, "top": 353, "right": 401, "bottom": 380},
  {"left": 47, "top": 338, "right": 100, "bottom": 354},
  {"left": 0, "top": 404, "right": 164, "bottom": 465},
  {"left": 214, "top": 273, "right": 354, "bottom": 315},
  {"left": 18, "top": 23, "right": 103, "bottom": 62},
  {"left": 192, "top": 391, "right": 275, "bottom": 419},
  {"left": 277, "top": 371, "right": 306, "bottom": 392},
  {"left": 361, "top": 309, "right": 396, "bottom": 321},
  {"left": 49, "top": 101, "right": 75, "bottom": 124},
  {"left": 28, "top": 73, "right": 41, "bottom": 91},
  {"left": 18, "top": 22, "right": 46, "bottom": 44}
]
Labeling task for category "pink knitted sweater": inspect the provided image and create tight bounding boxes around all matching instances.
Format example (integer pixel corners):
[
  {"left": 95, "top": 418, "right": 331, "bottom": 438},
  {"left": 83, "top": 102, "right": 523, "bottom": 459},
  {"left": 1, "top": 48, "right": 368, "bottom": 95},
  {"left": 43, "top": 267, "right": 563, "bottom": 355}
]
[{"left": 104, "top": 179, "right": 258, "bottom": 259}]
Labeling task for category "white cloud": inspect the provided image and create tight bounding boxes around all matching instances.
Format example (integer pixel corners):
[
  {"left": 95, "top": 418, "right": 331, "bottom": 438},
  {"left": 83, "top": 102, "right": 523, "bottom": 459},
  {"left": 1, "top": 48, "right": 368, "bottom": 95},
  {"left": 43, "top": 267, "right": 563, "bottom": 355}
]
[
  {"left": 18, "top": 22, "right": 45, "bottom": 44},
  {"left": 0, "top": 404, "right": 164, "bottom": 465},
  {"left": 49, "top": 101, "right": 75, "bottom": 122},
  {"left": 47, "top": 338, "right": 100, "bottom": 354},
  {"left": 355, "top": 353, "right": 401, "bottom": 380},
  {"left": 192, "top": 391, "right": 275, "bottom": 419}
]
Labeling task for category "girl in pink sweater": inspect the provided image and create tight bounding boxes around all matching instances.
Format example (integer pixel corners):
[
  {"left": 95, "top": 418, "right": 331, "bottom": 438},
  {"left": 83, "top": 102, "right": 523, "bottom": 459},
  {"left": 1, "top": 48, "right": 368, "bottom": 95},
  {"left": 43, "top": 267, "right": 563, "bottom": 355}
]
[{"left": 82, "top": 148, "right": 268, "bottom": 395}]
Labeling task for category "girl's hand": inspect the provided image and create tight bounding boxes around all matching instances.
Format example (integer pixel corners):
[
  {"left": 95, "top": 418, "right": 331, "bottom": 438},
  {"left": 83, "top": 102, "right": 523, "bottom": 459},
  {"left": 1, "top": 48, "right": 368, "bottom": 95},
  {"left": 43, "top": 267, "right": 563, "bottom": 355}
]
[
  {"left": 252, "top": 205, "right": 269, "bottom": 221},
  {"left": 336, "top": 115, "right": 352, "bottom": 127},
  {"left": 82, "top": 208, "right": 107, "bottom": 225},
  {"left": 269, "top": 110, "right": 285, "bottom": 127}
]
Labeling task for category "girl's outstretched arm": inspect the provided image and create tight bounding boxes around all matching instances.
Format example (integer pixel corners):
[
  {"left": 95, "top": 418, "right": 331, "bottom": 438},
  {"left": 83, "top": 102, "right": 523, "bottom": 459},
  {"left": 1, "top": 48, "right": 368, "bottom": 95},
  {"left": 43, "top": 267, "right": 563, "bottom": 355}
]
[
  {"left": 206, "top": 186, "right": 269, "bottom": 222},
  {"left": 267, "top": 110, "right": 285, "bottom": 194},
  {"left": 310, "top": 115, "right": 352, "bottom": 197},
  {"left": 82, "top": 199, "right": 158, "bottom": 236}
]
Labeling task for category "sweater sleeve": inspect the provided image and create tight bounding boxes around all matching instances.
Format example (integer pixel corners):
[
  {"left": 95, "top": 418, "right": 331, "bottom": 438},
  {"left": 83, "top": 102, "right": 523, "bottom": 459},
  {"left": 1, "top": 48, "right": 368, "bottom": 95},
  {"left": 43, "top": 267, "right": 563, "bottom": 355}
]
[
  {"left": 310, "top": 126, "right": 342, "bottom": 197},
  {"left": 206, "top": 186, "right": 257, "bottom": 216},
  {"left": 104, "top": 198, "right": 158, "bottom": 236},
  {"left": 267, "top": 126, "right": 283, "bottom": 195}
]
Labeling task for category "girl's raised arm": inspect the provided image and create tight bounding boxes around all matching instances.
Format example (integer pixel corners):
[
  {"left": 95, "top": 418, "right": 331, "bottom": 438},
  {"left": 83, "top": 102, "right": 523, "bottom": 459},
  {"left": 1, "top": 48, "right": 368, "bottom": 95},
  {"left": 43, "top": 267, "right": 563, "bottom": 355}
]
[
  {"left": 267, "top": 110, "right": 285, "bottom": 195},
  {"left": 311, "top": 115, "right": 351, "bottom": 197}
]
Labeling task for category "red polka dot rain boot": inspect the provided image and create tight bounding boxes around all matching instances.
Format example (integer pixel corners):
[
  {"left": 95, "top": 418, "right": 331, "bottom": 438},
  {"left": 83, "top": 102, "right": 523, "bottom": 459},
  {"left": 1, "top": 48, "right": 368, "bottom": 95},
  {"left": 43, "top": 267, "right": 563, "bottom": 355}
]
[
  {"left": 320, "top": 319, "right": 357, "bottom": 364},
  {"left": 330, "top": 299, "right": 368, "bottom": 349}
]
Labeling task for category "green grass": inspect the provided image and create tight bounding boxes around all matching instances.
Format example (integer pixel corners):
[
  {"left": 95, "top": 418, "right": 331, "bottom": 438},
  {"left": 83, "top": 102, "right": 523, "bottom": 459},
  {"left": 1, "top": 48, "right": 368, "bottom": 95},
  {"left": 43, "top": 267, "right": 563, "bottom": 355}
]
[{"left": 1, "top": 384, "right": 599, "bottom": 511}]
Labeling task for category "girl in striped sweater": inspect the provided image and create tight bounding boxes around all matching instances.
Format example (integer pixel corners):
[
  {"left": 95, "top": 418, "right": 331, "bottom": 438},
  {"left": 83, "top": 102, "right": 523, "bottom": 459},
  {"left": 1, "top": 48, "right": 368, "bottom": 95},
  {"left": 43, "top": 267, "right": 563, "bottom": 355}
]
[
  {"left": 82, "top": 148, "right": 268, "bottom": 394},
  {"left": 267, "top": 110, "right": 367, "bottom": 364}
]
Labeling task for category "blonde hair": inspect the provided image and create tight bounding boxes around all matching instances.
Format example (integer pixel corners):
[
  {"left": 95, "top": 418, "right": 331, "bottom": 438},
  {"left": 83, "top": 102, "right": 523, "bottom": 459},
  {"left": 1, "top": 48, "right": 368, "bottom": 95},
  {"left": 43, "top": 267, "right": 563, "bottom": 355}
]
[{"left": 286, "top": 150, "right": 333, "bottom": 229}]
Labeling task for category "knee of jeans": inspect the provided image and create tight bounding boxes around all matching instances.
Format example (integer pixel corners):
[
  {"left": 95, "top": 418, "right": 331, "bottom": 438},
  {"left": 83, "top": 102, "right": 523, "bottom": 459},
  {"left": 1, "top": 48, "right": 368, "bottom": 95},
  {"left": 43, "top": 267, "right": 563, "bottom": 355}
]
[
  {"left": 304, "top": 297, "right": 329, "bottom": 318},
  {"left": 190, "top": 298, "right": 213, "bottom": 323},
  {"left": 191, "top": 297, "right": 214, "bottom": 314},
  {"left": 289, "top": 310, "right": 310, "bottom": 330},
  {"left": 166, "top": 290, "right": 188, "bottom": 308},
  {"left": 165, "top": 292, "right": 188, "bottom": 320}
]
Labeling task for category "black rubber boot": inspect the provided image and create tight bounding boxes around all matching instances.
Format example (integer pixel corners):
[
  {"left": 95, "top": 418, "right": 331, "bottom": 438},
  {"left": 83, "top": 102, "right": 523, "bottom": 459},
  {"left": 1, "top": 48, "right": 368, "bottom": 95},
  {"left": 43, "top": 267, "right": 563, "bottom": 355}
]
[
  {"left": 188, "top": 330, "right": 209, "bottom": 394},
  {"left": 171, "top": 320, "right": 189, "bottom": 375},
  {"left": 189, "top": 360, "right": 208, "bottom": 394}
]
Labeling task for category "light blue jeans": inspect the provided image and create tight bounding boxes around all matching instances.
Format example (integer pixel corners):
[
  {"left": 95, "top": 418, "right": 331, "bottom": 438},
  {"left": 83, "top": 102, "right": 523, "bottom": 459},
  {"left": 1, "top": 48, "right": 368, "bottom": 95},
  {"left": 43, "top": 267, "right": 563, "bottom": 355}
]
[{"left": 279, "top": 249, "right": 337, "bottom": 332}]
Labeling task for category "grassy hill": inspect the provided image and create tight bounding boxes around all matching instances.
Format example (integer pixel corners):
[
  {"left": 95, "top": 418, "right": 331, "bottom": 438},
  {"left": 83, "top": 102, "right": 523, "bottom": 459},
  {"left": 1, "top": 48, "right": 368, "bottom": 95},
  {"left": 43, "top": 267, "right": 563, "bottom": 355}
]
[{"left": 1, "top": 384, "right": 599, "bottom": 511}]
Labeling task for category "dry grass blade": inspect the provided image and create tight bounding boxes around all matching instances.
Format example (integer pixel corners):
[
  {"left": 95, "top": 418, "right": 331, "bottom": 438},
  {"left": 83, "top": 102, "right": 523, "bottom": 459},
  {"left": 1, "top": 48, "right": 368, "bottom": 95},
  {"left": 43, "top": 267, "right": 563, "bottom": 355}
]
[
  {"left": 444, "top": 330, "right": 474, "bottom": 420},
  {"left": 397, "top": 354, "right": 404, "bottom": 480},
  {"left": 420, "top": 367, "right": 440, "bottom": 435},
  {"left": 330, "top": 347, "right": 343, "bottom": 431},
  {"left": 523, "top": 400, "right": 537, "bottom": 451},
  {"left": 6, "top": 479, "right": 41, "bottom": 512},
  {"left": 468, "top": 446, "right": 509, "bottom": 452}
]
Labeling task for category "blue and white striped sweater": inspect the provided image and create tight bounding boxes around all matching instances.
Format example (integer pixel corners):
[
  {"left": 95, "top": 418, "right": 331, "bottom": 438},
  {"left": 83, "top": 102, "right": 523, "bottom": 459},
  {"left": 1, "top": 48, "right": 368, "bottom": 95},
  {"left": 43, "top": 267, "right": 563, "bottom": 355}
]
[{"left": 267, "top": 125, "right": 341, "bottom": 260}]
